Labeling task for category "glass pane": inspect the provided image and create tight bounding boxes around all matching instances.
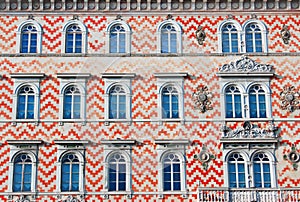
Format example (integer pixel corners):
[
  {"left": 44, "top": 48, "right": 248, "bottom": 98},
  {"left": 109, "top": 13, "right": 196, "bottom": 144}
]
[
  {"left": 110, "top": 33, "right": 117, "bottom": 53},
  {"left": 164, "top": 181, "right": 171, "bottom": 191},
  {"left": 173, "top": 182, "right": 181, "bottom": 190},
  {"left": 161, "top": 33, "right": 168, "bottom": 53},
  {"left": 119, "top": 182, "right": 126, "bottom": 191}
]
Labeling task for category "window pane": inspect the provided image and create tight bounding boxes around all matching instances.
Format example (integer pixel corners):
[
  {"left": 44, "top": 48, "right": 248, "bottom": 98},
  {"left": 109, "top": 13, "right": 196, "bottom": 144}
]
[
  {"left": 110, "top": 33, "right": 118, "bottom": 53},
  {"left": 173, "top": 182, "right": 181, "bottom": 190}
]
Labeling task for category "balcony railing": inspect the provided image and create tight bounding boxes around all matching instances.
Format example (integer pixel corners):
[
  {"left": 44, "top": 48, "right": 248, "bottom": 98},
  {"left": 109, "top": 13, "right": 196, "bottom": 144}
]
[{"left": 198, "top": 188, "right": 300, "bottom": 202}]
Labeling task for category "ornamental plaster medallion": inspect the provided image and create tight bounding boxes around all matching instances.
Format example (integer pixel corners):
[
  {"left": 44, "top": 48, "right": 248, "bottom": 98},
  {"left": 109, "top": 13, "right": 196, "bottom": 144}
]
[
  {"left": 284, "top": 144, "right": 300, "bottom": 170},
  {"left": 192, "top": 85, "right": 213, "bottom": 113},
  {"left": 15, "top": 195, "right": 30, "bottom": 202},
  {"left": 63, "top": 196, "right": 81, "bottom": 202},
  {"left": 281, "top": 25, "right": 291, "bottom": 44},
  {"left": 280, "top": 85, "right": 300, "bottom": 112},
  {"left": 219, "top": 56, "right": 273, "bottom": 73},
  {"left": 193, "top": 145, "right": 215, "bottom": 170},
  {"left": 195, "top": 26, "right": 206, "bottom": 45}
]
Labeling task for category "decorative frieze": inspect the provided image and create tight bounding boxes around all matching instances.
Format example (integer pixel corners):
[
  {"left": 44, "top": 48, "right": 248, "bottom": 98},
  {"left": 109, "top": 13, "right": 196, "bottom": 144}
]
[
  {"left": 219, "top": 56, "right": 273, "bottom": 73},
  {"left": 221, "top": 121, "right": 278, "bottom": 138}
]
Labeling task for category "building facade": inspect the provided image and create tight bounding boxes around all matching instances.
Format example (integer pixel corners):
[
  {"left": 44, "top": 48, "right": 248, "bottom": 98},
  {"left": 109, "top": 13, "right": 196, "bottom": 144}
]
[{"left": 0, "top": 0, "right": 300, "bottom": 201}]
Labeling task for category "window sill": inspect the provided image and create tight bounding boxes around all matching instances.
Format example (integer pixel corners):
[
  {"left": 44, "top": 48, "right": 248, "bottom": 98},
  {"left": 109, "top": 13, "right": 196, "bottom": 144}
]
[
  {"left": 12, "top": 119, "right": 39, "bottom": 126},
  {"left": 159, "top": 118, "right": 185, "bottom": 124},
  {"left": 158, "top": 191, "right": 188, "bottom": 199},
  {"left": 104, "top": 119, "right": 132, "bottom": 125},
  {"left": 103, "top": 191, "right": 133, "bottom": 199},
  {"left": 59, "top": 119, "right": 86, "bottom": 125},
  {"left": 224, "top": 118, "right": 273, "bottom": 122}
]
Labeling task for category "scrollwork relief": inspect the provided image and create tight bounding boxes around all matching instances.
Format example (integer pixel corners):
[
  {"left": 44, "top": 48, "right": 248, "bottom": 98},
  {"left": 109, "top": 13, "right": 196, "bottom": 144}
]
[
  {"left": 280, "top": 85, "right": 300, "bottom": 112},
  {"left": 192, "top": 85, "right": 213, "bottom": 113}
]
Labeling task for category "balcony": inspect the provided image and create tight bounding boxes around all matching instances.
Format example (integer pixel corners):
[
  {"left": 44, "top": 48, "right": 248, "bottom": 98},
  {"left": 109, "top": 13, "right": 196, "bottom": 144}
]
[{"left": 198, "top": 188, "right": 300, "bottom": 202}]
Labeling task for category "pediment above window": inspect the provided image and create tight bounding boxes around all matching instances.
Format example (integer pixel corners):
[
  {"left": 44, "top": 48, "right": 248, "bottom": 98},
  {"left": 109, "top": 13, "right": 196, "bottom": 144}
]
[{"left": 217, "top": 56, "right": 274, "bottom": 77}]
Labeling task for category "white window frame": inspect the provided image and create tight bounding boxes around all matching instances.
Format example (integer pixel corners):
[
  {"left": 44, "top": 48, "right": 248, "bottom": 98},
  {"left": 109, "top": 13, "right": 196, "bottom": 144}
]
[
  {"left": 218, "top": 19, "right": 268, "bottom": 53},
  {"left": 154, "top": 73, "right": 187, "bottom": 123},
  {"left": 223, "top": 148, "right": 277, "bottom": 188},
  {"left": 57, "top": 73, "right": 90, "bottom": 124},
  {"left": 155, "top": 139, "right": 188, "bottom": 199},
  {"left": 242, "top": 19, "right": 268, "bottom": 53},
  {"left": 218, "top": 19, "right": 242, "bottom": 53},
  {"left": 11, "top": 73, "right": 44, "bottom": 124},
  {"left": 16, "top": 19, "right": 43, "bottom": 54},
  {"left": 102, "top": 73, "right": 135, "bottom": 124},
  {"left": 54, "top": 140, "right": 88, "bottom": 194},
  {"left": 61, "top": 20, "right": 87, "bottom": 54},
  {"left": 221, "top": 81, "right": 272, "bottom": 120},
  {"left": 102, "top": 140, "right": 135, "bottom": 199},
  {"left": 7, "top": 140, "right": 42, "bottom": 198},
  {"left": 106, "top": 20, "right": 131, "bottom": 54},
  {"left": 157, "top": 20, "right": 182, "bottom": 54}
]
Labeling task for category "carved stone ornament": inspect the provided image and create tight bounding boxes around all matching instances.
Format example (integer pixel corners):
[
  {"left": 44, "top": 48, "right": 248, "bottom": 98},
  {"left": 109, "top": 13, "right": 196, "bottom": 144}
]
[
  {"left": 63, "top": 196, "right": 80, "bottom": 202},
  {"left": 193, "top": 145, "right": 215, "bottom": 170},
  {"left": 219, "top": 56, "right": 273, "bottom": 73},
  {"left": 195, "top": 26, "right": 206, "bottom": 45},
  {"left": 15, "top": 195, "right": 30, "bottom": 202},
  {"left": 280, "top": 85, "right": 300, "bottom": 112},
  {"left": 221, "top": 121, "right": 278, "bottom": 138},
  {"left": 281, "top": 25, "right": 291, "bottom": 45},
  {"left": 192, "top": 85, "right": 213, "bottom": 113},
  {"left": 283, "top": 144, "right": 300, "bottom": 170}
]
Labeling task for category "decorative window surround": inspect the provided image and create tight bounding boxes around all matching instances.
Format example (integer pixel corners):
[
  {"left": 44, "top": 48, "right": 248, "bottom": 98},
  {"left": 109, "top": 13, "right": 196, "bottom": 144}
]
[
  {"left": 7, "top": 140, "right": 42, "bottom": 200},
  {"left": 157, "top": 19, "right": 183, "bottom": 54},
  {"left": 220, "top": 122, "right": 278, "bottom": 189},
  {"left": 154, "top": 72, "right": 187, "bottom": 124},
  {"left": 102, "top": 139, "right": 136, "bottom": 199},
  {"left": 102, "top": 73, "right": 135, "bottom": 125},
  {"left": 16, "top": 19, "right": 43, "bottom": 54},
  {"left": 11, "top": 73, "right": 45, "bottom": 125},
  {"left": 155, "top": 139, "right": 188, "bottom": 199},
  {"left": 106, "top": 18, "right": 131, "bottom": 54},
  {"left": 217, "top": 56, "right": 274, "bottom": 120},
  {"left": 54, "top": 140, "right": 88, "bottom": 194},
  {"left": 61, "top": 19, "right": 87, "bottom": 54},
  {"left": 57, "top": 73, "right": 90, "bottom": 125}
]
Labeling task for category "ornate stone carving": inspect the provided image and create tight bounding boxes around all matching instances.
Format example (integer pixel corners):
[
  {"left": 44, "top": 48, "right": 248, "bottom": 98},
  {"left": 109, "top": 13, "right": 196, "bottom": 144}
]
[
  {"left": 192, "top": 85, "right": 213, "bottom": 113},
  {"left": 167, "top": 14, "right": 173, "bottom": 20},
  {"left": 15, "top": 195, "right": 30, "bottom": 202},
  {"left": 193, "top": 145, "right": 215, "bottom": 170},
  {"left": 221, "top": 121, "right": 278, "bottom": 138},
  {"left": 281, "top": 25, "right": 291, "bottom": 45},
  {"left": 280, "top": 85, "right": 300, "bottom": 112},
  {"left": 219, "top": 56, "right": 273, "bottom": 73},
  {"left": 63, "top": 196, "right": 81, "bottom": 202},
  {"left": 195, "top": 26, "right": 206, "bottom": 45},
  {"left": 284, "top": 144, "right": 300, "bottom": 170}
]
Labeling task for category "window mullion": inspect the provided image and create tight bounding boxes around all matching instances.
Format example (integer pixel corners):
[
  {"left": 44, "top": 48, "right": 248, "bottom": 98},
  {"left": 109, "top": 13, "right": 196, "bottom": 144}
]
[
  {"left": 252, "top": 31, "right": 256, "bottom": 52},
  {"left": 232, "top": 93, "right": 235, "bottom": 118},
  {"left": 169, "top": 93, "right": 172, "bottom": 118},
  {"left": 71, "top": 94, "right": 74, "bottom": 119},
  {"left": 117, "top": 32, "right": 120, "bottom": 53},
  {"left": 24, "top": 94, "right": 28, "bottom": 119},
  {"left": 116, "top": 94, "right": 120, "bottom": 119},
  {"left": 116, "top": 162, "right": 119, "bottom": 191},
  {"left": 21, "top": 163, "right": 25, "bottom": 191},
  {"left": 28, "top": 33, "right": 31, "bottom": 53},
  {"left": 256, "top": 93, "right": 259, "bottom": 118},
  {"left": 73, "top": 33, "right": 76, "bottom": 53},
  {"left": 69, "top": 163, "right": 72, "bottom": 191}
]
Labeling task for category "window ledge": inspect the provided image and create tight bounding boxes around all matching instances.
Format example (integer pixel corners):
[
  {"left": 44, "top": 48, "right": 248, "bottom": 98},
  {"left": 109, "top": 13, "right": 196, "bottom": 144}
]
[
  {"left": 101, "top": 73, "right": 136, "bottom": 78},
  {"left": 154, "top": 72, "right": 188, "bottom": 78},
  {"left": 10, "top": 73, "right": 45, "bottom": 78},
  {"left": 57, "top": 73, "right": 91, "bottom": 79},
  {"left": 224, "top": 118, "right": 273, "bottom": 122},
  {"left": 155, "top": 139, "right": 189, "bottom": 145},
  {"left": 7, "top": 140, "right": 43, "bottom": 145},
  {"left": 101, "top": 139, "right": 136, "bottom": 145},
  {"left": 54, "top": 140, "right": 90, "bottom": 145}
]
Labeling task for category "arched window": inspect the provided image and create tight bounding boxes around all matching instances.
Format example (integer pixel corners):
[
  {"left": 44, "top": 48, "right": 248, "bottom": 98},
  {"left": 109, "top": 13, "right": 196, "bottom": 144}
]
[
  {"left": 62, "top": 20, "right": 87, "bottom": 53},
  {"left": 158, "top": 20, "right": 182, "bottom": 53},
  {"left": 228, "top": 153, "right": 246, "bottom": 188},
  {"left": 16, "top": 85, "right": 35, "bottom": 119},
  {"left": 162, "top": 85, "right": 179, "bottom": 119},
  {"left": 253, "top": 152, "right": 271, "bottom": 188},
  {"left": 61, "top": 153, "right": 80, "bottom": 191},
  {"left": 109, "top": 85, "right": 126, "bottom": 119},
  {"left": 225, "top": 85, "right": 242, "bottom": 118},
  {"left": 107, "top": 20, "right": 131, "bottom": 54},
  {"left": 162, "top": 152, "right": 182, "bottom": 191},
  {"left": 13, "top": 153, "right": 33, "bottom": 192},
  {"left": 221, "top": 23, "right": 239, "bottom": 53},
  {"left": 20, "top": 24, "right": 38, "bottom": 53},
  {"left": 63, "top": 85, "right": 81, "bottom": 119},
  {"left": 108, "top": 152, "right": 127, "bottom": 191},
  {"left": 249, "top": 84, "right": 266, "bottom": 118},
  {"left": 17, "top": 20, "right": 42, "bottom": 53},
  {"left": 66, "top": 24, "right": 82, "bottom": 53},
  {"left": 245, "top": 23, "right": 263, "bottom": 53}
]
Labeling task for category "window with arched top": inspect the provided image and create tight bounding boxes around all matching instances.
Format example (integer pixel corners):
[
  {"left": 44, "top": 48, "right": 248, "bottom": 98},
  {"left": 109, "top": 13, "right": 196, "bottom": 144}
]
[
  {"left": 109, "top": 85, "right": 127, "bottom": 119},
  {"left": 162, "top": 152, "right": 182, "bottom": 191},
  {"left": 16, "top": 85, "right": 35, "bottom": 119},
  {"left": 62, "top": 20, "right": 87, "bottom": 54},
  {"left": 162, "top": 85, "right": 179, "bottom": 119},
  {"left": 157, "top": 20, "right": 182, "bottom": 53},
  {"left": 221, "top": 23, "right": 239, "bottom": 53},
  {"left": 107, "top": 21, "right": 131, "bottom": 54},
  {"left": 225, "top": 85, "right": 242, "bottom": 118},
  {"left": 61, "top": 153, "right": 80, "bottom": 191},
  {"left": 253, "top": 152, "right": 271, "bottom": 188},
  {"left": 249, "top": 84, "right": 266, "bottom": 118},
  {"left": 63, "top": 85, "right": 82, "bottom": 119},
  {"left": 245, "top": 23, "right": 263, "bottom": 53},
  {"left": 108, "top": 152, "right": 127, "bottom": 191},
  {"left": 228, "top": 152, "right": 246, "bottom": 188},
  {"left": 17, "top": 20, "right": 42, "bottom": 53},
  {"left": 13, "top": 153, "right": 33, "bottom": 192}
]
